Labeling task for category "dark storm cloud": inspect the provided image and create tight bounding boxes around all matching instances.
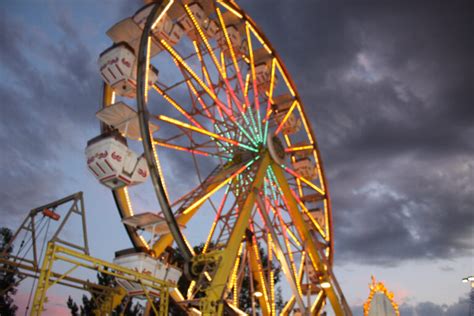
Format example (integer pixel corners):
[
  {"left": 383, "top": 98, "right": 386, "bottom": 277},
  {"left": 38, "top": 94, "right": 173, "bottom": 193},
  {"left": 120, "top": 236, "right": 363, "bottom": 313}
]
[
  {"left": 1, "top": 0, "right": 472, "bottom": 264},
  {"left": 351, "top": 294, "right": 470, "bottom": 316},
  {"left": 241, "top": 1, "right": 474, "bottom": 264},
  {"left": 0, "top": 7, "right": 102, "bottom": 221}
]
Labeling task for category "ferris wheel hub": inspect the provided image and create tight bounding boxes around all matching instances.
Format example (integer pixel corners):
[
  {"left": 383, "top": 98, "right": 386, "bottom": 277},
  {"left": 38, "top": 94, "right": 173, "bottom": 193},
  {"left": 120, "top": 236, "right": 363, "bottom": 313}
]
[{"left": 267, "top": 134, "right": 286, "bottom": 164}]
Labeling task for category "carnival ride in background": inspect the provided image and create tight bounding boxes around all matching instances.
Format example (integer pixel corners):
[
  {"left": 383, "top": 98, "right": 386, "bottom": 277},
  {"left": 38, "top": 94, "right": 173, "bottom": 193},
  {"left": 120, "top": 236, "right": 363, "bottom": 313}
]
[
  {"left": 363, "top": 277, "right": 399, "bottom": 316},
  {"left": 1, "top": 0, "right": 354, "bottom": 315}
]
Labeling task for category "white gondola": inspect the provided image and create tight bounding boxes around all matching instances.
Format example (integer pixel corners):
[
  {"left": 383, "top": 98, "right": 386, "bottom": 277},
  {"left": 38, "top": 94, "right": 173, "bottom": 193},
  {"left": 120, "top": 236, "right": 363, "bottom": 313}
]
[
  {"left": 292, "top": 157, "right": 318, "bottom": 180},
  {"left": 217, "top": 11, "right": 247, "bottom": 56},
  {"left": 107, "top": 3, "right": 184, "bottom": 59},
  {"left": 113, "top": 249, "right": 182, "bottom": 297},
  {"left": 85, "top": 131, "right": 149, "bottom": 189},
  {"left": 254, "top": 48, "right": 273, "bottom": 94},
  {"left": 98, "top": 43, "right": 158, "bottom": 98}
]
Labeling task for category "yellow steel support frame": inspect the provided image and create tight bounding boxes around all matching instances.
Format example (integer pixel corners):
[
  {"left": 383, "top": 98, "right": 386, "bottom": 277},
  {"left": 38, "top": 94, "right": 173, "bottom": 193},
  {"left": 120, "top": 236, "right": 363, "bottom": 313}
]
[
  {"left": 271, "top": 163, "right": 345, "bottom": 316},
  {"left": 30, "top": 242, "right": 172, "bottom": 316},
  {"left": 201, "top": 153, "right": 271, "bottom": 315},
  {"left": 151, "top": 162, "right": 248, "bottom": 257},
  {"left": 246, "top": 241, "right": 271, "bottom": 315}
]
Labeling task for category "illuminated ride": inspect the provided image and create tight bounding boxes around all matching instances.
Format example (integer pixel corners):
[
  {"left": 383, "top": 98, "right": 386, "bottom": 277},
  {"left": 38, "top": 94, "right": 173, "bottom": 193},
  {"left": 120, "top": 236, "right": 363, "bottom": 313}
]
[
  {"left": 363, "top": 276, "right": 400, "bottom": 316},
  {"left": 86, "top": 0, "right": 351, "bottom": 314}
]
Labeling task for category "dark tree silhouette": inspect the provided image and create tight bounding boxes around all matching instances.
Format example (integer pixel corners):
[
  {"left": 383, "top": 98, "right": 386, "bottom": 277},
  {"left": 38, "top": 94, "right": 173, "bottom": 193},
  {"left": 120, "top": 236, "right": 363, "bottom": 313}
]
[{"left": 0, "top": 227, "right": 18, "bottom": 316}]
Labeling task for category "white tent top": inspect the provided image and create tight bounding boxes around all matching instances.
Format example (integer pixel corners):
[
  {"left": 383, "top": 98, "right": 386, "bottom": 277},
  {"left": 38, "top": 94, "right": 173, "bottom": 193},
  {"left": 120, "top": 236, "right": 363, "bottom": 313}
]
[
  {"left": 368, "top": 293, "right": 397, "bottom": 316},
  {"left": 96, "top": 102, "right": 159, "bottom": 140}
]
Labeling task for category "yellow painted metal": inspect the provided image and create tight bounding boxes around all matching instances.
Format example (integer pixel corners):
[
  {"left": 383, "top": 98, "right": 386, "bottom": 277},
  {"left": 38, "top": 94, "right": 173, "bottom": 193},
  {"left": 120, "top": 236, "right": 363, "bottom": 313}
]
[
  {"left": 201, "top": 153, "right": 271, "bottom": 315},
  {"left": 246, "top": 240, "right": 271, "bottom": 315},
  {"left": 151, "top": 166, "right": 239, "bottom": 256},
  {"left": 281, "top": 296, "right": 295, "bottom": 316},
  {"left": 271, "top": 163, "right": 344, "bottom": 316},
  {"left": 30, "top": 242, "right": 172, "bottom": 316},
  {"left": 30, "top": 243, "right": 55, "bottom": 315}
]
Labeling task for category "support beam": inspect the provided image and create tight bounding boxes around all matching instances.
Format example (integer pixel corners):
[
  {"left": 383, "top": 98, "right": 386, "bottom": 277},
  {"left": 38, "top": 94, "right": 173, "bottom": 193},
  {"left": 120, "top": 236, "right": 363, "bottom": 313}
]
[
  {"left": 246, "top": 236, "right": 271, "bottom": 315},
  {"left": 201, "top": 153, "right": 271, "bottom": 315},
  {"left": 271, "top": 163, "right": 346, "bottom": 316},
  {"left": 254, "top": 191, "right": 306, "bottom": 312}
]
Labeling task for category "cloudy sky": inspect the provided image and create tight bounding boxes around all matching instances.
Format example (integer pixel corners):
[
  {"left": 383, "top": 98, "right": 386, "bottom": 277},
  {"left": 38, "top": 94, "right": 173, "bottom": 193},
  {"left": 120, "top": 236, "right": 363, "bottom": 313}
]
[{"left": 1, "top": 0, "right": 472, "bottom": 315}]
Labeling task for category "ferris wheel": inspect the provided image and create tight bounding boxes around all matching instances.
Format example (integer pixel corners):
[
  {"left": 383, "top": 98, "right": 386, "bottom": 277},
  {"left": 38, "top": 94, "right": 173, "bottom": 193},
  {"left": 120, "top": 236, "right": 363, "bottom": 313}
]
[{"left": 86, "top": 0, "right": 350, "bottom": 314}]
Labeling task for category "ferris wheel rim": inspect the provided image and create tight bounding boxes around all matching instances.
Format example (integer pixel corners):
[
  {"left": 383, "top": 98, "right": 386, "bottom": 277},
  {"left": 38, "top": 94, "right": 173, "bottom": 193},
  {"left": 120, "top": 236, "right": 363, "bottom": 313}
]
[{"left": 97, "top": 0, "right": 337, "bottom": 312}]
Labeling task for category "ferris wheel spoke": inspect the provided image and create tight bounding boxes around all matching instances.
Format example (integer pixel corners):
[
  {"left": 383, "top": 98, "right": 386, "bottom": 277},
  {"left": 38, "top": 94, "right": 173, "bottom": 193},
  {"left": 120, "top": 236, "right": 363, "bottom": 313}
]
[
  {"left": 214, "top": 7, "right": 261, "bottom": 141},
  {"left": 184, "top": 4, "right": 243, "bottom": 114},
  {"left": 159, "top": 38, "right": 241, "bottom": 126},
  {"left": 245, "top": 24, "right": 263, "bottom": 136},
  {"left": 190, "top": 40, "right": 230, "bottom": 119},
  {"left": 185, "top": 5, "right": 262, "bottom": 144},
  {"left": 292, "top": 190, "right": 327, "bottom": 240},
  {"left": 202, "top": 186, "right": 232, "bottom": 254},
  {"left": 282, "top": 165, "right": 325, "bottom": 196},
  {"left": 157, "top": 114, "right": 258, "bottom": 152},
  {"left": 181, "top": 156, "right": 258, "bottom": 216},
  {"left": 215, "top": 7, "right": 251, "bottom": 109},
  {"left": 152, "top": 84, "right": 204, "bottom": 128},
  {"left": 262, "top": 58, "right": 277, "bottom": 142},
  {"left": 274, "top": 100, "right": 298, "bottom": 136},
  {"left": 153, "top": 139, "right": 231, "bottom": 159}
]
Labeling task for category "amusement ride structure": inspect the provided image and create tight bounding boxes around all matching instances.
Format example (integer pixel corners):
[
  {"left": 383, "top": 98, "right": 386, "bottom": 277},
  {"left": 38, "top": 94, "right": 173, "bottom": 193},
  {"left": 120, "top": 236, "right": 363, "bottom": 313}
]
[
  {"left": 363, "top": 277, "right": 399, "bottom": 316},
  {"left": 1, "top": 0, "right": 353, "bottom": 315}
]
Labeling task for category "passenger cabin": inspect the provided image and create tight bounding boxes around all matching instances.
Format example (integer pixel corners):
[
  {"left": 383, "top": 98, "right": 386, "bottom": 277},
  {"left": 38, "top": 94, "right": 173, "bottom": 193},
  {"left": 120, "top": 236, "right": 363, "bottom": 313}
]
[
  {"left": 216, "top": 11, "right": 247, "bottom": 57},
  {"left": 272, "top": 94, "right": 294, "bottom": 112},
  {"left": 107, "top": 3, "right": 184, "bottom": 58},
  {"left": 253, "top": 47, "right": 274, "bottom": 94},
  {"left": 291, "top": 141, "right": 313, "bottom": 159},
  {"left": 274, "top": 111, "right": 302, "bottom": 135},
  {"left": 113, "top": 248, "right": 182, "bottom": 297},
  {"left": 272, "top": 94, "right": 302, "bottom": 134},
  {"left": 301, "top": 193, "right": 324, "bottom": 203},
  {"left": 175, "top": 1, "right": 216, "bottom": 41},
  {"left": 85, "top": 131, "right": 149, "bottom": 189},
  {"left": 98, "top": 42, "right": 158, "bottom": 98},
  {"left": 292, "top": 157, "right": 318, "bottom": 180}
]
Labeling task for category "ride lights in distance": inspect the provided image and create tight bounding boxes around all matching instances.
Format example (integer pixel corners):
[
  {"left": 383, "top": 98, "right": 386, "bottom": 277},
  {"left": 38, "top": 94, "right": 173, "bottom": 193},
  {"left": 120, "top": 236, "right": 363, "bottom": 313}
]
[
  {"left": 320, "top": 281, "right": 331, "bottom": 289},
  {"left": 462, "top": 276, "right": 474, "bottom": 287},
  {"left": 253, "top": 291, "right": 263, "bottom": 298}
]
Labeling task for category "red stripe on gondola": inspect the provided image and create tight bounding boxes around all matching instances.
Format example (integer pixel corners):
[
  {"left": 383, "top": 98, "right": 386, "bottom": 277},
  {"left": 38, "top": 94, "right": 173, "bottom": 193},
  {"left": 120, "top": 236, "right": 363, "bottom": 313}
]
[
  {"left": 107, "top": 68, "right": 117, "bottom": 80},
  {"left": 118, "top": 175, "right": 131, "bottom": 184},
  {"left": 115, "top": 64, "right": 124, "bottom": 76},
  {"left": 95, "top": 162, "right": 106, "bottom": 174},
  {"left": 104, "top": 159, "right": 115, "bottom": 172},
  {"left": 88, "top": 165, "right": 99, "bottom": 177}
]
